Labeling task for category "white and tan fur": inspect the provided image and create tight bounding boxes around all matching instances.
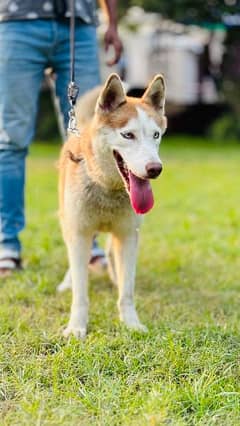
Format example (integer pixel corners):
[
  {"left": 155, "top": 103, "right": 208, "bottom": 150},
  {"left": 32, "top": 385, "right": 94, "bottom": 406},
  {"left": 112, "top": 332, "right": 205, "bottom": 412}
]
[{"left": 58, "top": 73, "right": 167, "bottom": 338}]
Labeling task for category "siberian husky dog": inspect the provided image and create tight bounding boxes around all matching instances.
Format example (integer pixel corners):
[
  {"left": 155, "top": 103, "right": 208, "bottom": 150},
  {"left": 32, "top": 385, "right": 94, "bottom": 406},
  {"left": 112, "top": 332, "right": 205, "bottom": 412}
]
[{"left": 58, "top": 73, "right": 167, "bottom": 338}]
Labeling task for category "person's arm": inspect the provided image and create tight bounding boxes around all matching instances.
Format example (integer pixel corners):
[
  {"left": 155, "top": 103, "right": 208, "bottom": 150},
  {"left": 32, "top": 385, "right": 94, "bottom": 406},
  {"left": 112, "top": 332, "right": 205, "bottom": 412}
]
[{"left": 99, "top": 0, "right": 123, "bottom": 66}]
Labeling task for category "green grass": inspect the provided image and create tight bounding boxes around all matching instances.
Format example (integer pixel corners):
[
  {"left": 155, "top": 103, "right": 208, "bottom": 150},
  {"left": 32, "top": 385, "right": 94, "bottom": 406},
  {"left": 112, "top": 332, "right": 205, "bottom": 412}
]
[{"left": 1, "top": 137, "right": 240, "bottom": 425}]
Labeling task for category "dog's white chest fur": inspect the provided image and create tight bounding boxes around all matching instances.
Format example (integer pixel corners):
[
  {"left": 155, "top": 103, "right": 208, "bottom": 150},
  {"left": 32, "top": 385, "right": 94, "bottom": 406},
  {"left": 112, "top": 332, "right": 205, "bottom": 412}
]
[{"left": 65, "top": 168, "right": 138, "bottom": 234}]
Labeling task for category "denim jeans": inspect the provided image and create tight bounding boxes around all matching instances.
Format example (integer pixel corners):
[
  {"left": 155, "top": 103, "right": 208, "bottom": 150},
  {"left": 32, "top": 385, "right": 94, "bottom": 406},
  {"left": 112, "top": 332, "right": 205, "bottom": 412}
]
[{"left": 0, "top": 19, "right": 100, "bottom": 258}]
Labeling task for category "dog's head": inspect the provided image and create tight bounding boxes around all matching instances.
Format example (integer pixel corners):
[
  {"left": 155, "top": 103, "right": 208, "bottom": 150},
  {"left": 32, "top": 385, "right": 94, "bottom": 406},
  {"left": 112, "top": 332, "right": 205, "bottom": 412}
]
[{"left": 94, "top": 73, "right": 167, "bottom": 214}]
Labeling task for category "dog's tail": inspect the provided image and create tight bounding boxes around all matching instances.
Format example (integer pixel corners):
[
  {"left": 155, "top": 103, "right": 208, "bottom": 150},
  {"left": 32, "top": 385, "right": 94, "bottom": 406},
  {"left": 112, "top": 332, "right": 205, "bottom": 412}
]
[{"left": 75, "top": 85, "right": 102, "bottom": 130}]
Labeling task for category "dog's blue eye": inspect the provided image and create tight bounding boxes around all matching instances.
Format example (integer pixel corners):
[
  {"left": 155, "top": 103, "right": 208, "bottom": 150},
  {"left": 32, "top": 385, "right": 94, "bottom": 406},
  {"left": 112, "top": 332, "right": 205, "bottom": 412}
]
[
  {"left": 153, "top": 131, "right": 160, "bottom": 139},
  {"left": 121, "top": 132, "right": 135, "bottom": 140}
]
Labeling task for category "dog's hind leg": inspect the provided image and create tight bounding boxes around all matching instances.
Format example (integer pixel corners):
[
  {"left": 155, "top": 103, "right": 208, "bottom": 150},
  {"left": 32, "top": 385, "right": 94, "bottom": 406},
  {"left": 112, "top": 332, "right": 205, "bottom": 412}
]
[
  {"left": 63, "top": 234, "right": 92, "bottom": 339},
  {"left": 106, "top": 234, "right": 117, "bottom": 286},
  {"left": 113, "top": 231, "right": 147, "bottom": 332},
  {"left": 57, "top": 268, "right": 71, "bottom": 292}
]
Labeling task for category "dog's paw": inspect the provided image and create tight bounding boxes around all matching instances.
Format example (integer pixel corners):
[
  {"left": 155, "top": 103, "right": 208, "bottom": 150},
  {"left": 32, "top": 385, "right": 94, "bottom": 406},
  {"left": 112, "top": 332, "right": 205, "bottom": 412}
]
[
  {"left": 63, "top": 325, "right": 87, "bottom": 339},
  {"left": 57, "top": 280, "right": 72, "bottom": 293},
  {"left": 123, "top": 319, "right": 148, "bottom": 333},
  {"left": 119, "top": 305, "right": 148, "bottom": 332},
  {"left": 131, "top": 322, "right": 148, "bottom": 332},
  {"left": 63, "top": 307, "right": 88, "bottom": 339},
  {"left": 57, "top": 270, "right": 72, "bottom": 292}
]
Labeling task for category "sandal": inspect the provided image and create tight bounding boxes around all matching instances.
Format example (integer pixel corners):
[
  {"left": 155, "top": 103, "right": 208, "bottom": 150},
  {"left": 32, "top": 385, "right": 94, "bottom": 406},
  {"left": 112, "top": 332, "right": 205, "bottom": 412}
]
[{"left": 0, "top": 257, "right": 22, "bottom": 277}]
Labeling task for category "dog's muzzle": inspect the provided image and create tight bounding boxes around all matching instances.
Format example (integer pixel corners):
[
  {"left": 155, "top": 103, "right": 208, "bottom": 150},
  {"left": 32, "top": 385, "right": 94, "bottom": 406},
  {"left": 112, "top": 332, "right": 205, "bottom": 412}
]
[{"left": 145, "top": 162, "right": 163, "bottom": 179}]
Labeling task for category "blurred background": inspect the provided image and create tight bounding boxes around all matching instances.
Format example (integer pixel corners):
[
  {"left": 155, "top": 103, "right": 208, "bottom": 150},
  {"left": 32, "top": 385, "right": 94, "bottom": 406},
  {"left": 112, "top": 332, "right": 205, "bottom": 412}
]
[{"left": 37, "top": 0, "right": 240, "bottom": 142}]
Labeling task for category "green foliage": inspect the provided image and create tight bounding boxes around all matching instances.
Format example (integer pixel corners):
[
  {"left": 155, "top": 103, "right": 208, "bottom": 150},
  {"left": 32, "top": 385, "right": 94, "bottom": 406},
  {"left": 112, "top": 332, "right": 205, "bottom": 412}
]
[
  {"left": 119, "top": 0, "right": 240, "bottom": 22},
  {"left": 209, "top": 113, "right": 240, "bottom": 141},
  {"left": 1, "top": 138, "right": 240, "bottom": 424},
  {"left": 221, "top": 27, "right": 240, "bottom": 138}
]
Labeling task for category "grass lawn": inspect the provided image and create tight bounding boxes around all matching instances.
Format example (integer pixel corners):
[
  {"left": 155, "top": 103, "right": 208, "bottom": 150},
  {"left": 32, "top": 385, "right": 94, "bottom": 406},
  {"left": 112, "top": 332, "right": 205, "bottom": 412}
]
[{"left": 1, "top": 137, "right": 240, "bottom": 425}]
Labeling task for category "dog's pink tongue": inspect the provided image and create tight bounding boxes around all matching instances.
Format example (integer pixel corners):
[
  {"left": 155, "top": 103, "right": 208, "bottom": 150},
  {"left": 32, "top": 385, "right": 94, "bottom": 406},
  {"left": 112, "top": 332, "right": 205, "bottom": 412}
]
[{"left": 129, "top": 170, "right": 154, "bottom": 214}]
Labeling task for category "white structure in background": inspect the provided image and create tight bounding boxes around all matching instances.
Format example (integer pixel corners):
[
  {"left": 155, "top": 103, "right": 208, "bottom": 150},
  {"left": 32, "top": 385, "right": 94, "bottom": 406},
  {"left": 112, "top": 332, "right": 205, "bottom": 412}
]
[
  {"left": 127, "top": 30, "right": 204, "bottom": 104},
  {"left": 98, "top": 7, "right": 225, "bottom": 105}
]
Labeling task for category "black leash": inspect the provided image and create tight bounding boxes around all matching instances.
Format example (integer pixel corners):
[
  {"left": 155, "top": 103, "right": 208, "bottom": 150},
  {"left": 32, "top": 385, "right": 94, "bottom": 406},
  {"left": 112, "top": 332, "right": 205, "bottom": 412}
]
[{"left": 67, "top": 0, "right": 80, "bottom": 135}]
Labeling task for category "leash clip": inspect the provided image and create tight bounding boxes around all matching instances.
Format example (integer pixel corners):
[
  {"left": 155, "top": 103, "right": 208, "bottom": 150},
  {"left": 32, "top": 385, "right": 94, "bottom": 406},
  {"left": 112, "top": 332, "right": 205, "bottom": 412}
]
[
  {"left": 67, "top": 81, "right": 80, "bottom": 135},
  {"left": 67, "top": 107, "right": 80, "bottom": 136},
  {"left": 68, "top": 81, "right": 79, "bottom": 105}
]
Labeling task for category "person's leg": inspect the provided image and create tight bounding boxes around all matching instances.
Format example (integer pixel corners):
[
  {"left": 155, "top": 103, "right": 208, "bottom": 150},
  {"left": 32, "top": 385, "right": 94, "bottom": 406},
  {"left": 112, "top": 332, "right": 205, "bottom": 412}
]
[
  {"left": 0, "top": 21, "right": 47, "bottom": 274},
  {"left": 0, "top": 148, "right": 27, "bottom": 272},
  {"left": 52, "top": 21, "right": 106, "bottom": 270}
]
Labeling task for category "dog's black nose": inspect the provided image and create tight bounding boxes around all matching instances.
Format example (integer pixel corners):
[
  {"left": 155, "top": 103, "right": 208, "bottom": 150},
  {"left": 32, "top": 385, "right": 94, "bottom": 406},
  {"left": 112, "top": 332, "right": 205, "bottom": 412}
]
[{"left": 145, "top": 162, "right": 163, "bottom": 178}]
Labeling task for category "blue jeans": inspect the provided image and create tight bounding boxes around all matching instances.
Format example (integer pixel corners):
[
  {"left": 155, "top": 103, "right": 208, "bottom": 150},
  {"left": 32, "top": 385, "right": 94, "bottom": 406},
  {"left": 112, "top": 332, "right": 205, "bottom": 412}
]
[{"left": 0, "top": 19, "right": 100, "bottom": 258}]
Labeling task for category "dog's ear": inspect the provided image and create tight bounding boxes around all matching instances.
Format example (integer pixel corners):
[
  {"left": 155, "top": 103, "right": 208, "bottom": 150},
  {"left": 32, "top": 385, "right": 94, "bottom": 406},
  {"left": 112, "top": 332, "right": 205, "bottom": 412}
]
[
  {"left": 142, "top": 74, "right": 165, "bottom": 114},
  {"left": 96, "top": 73, "right": 126, "bottom": 113}
]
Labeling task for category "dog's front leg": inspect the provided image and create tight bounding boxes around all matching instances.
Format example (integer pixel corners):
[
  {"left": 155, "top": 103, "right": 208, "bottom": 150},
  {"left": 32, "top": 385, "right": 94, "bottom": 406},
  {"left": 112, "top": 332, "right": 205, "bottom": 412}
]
[
  {"left": 114, "top": 231, "right": 147, "bottom": 332},
  {"left": 63, "top": 234, "right": 92, "bottom": 339}
]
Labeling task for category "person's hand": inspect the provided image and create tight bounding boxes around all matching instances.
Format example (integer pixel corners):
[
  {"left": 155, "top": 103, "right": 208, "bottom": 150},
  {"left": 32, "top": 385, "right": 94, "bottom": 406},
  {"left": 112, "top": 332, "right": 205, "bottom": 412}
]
[{"left": 104, "top": 24, "right": 123, "bottom": 66}]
